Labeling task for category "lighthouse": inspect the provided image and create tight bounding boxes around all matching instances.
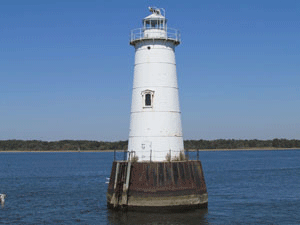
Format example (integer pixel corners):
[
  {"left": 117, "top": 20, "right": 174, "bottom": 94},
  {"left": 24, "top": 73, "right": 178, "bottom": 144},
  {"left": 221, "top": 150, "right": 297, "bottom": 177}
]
[
  {"left": 128, "top": 7, "right": 183, "bottom": 162},
  {"left": 107, "top": 7, "right": 208, "bottom": 211}
]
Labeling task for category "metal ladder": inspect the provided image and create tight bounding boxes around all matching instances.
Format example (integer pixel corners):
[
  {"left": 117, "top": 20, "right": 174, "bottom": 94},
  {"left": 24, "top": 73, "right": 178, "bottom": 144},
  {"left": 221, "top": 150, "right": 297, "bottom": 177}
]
[{"left": 110, "top": 162, "right": 131, "bottom": 208}]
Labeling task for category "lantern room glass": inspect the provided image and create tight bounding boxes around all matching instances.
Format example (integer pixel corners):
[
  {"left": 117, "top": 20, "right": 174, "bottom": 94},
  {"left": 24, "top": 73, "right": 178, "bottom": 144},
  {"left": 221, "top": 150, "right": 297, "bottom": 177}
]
[{"left": 144, "top": 19, "right": 165, "bottom": 30}]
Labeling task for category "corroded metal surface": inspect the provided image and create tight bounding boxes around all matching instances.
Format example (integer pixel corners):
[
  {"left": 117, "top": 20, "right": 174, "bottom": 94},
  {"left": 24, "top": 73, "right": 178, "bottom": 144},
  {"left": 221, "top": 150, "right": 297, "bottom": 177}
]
[{"left": 107, "top": 161, "right": 208, "bottom": 211}]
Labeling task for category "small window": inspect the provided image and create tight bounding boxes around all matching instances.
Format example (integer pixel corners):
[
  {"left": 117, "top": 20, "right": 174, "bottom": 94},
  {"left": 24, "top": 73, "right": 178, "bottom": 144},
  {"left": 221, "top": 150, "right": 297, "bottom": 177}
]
[
  {"left": 142, "top": 90, "right": 154, "bottom": 108},
  {"left": 151, "top": 21, "right": 158, "bottom": 28},
  {"left": 145, "top": 94, "right": 151, "bottom": 106},
  {"left": 146, "top": 21, "right": 151, "bottom": 28}
]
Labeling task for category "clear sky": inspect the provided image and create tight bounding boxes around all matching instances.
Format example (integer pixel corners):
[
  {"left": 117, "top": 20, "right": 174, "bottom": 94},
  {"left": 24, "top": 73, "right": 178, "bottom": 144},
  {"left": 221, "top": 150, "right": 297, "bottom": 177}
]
[{"left": 1, "top": 0, "right": 299, "bottom": 141}]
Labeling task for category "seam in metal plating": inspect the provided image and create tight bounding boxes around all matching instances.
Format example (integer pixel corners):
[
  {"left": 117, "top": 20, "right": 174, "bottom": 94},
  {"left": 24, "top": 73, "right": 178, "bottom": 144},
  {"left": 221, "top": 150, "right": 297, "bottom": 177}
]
[
  {"left": 132, "top": 86, "right": 179, "bottom": 90},
  {"left": 128, "top": 135, "right": 183, "bottom": 138},
  {"left": 136, "top": 48, "right": 175, "bottom": 51},
  {"left": 135, "top": 62, "right": 176, "bottom": 66},
  {"left": 130, "top": 111, "right": 181, "bottom": 114}
]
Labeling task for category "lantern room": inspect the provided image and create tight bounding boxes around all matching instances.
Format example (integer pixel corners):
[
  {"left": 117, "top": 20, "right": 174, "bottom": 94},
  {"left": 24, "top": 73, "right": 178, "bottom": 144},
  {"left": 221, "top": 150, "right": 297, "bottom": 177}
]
[
  {"left": 143, "top": 7, "right": 167, "bottom": 30},
  {"left": 130, "top": 7, "right": 180, "bottom": 45},
  {"left": 142, "top": 7, "right": 167, "bottom": 39}
]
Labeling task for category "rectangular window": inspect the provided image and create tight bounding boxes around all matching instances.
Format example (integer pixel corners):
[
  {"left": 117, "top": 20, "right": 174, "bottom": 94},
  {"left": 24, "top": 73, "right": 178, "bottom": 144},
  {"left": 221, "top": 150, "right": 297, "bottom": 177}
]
[
  {"left": 145, "top": 93, "right": 151, "bottom": 106},
  {"left": 142, "top": 90, "right": 154, "bottom": 108}
]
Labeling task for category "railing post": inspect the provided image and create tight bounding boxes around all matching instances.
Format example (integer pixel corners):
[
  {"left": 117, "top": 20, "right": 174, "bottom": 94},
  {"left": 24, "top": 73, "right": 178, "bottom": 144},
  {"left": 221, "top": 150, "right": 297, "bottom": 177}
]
[
  {"left": 123, "top": 149, "right": 126, "bottom": 161},
  {"left": 197, "top": 149, "right": 199, "bottom": 161},
  {"left": 114, "top": 149, "right": 116, "bottom": 162}
]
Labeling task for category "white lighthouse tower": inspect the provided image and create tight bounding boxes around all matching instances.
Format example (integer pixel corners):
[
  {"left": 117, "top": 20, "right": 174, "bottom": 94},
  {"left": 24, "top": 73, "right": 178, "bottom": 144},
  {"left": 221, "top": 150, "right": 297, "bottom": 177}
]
[
  {"left": 128, "top": 7, "right": 183, "bottom": 162},
  {"left": 107, "top": 7, "right": 208, "bottom": 211}
]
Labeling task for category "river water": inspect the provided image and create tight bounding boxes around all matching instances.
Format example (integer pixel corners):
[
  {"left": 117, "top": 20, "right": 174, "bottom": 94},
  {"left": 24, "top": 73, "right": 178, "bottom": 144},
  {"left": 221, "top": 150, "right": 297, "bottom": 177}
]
[{"left": 0, "top": 150, "right": 299, "bottom": 224}]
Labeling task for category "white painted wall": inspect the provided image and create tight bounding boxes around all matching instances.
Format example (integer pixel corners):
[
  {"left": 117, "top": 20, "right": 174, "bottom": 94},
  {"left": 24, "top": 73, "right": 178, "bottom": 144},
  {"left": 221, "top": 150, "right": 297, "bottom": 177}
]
[{"left": 128, "top": 14, "right": 183, "bottom": 162}]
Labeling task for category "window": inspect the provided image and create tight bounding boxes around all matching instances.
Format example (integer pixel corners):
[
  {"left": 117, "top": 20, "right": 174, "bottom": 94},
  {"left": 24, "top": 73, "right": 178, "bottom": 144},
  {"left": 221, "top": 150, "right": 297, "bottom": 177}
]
[
  {"left": 151, "top": 21, "right": 158, "bottom": 28},
  {"left": 145, "top": 21, "right": 151, "bottom": 28},
  {"left": 145, "top": 94, "right": 151, "bottom": 106},
  {"left": 141, "top": 90, "right": 154, "bottom": 108},
  {"left": 144, "top": 19, "right": 165, "bottom": 30}
]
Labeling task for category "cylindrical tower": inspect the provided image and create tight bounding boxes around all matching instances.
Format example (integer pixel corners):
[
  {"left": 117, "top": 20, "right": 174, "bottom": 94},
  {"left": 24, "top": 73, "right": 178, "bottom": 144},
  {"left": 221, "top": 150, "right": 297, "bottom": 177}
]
[
  {"left": 107, "top": 7, "right": 208, "bottom": 211},
  {"left": 128, "top": 7, "right": 182, "bottom": 162}
]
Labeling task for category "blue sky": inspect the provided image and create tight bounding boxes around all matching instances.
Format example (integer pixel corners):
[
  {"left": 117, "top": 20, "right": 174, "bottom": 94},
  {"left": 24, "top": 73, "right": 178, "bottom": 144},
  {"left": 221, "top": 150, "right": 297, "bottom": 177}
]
[{"left": 1, "top": 0, "right": 299, "bottom": 141}]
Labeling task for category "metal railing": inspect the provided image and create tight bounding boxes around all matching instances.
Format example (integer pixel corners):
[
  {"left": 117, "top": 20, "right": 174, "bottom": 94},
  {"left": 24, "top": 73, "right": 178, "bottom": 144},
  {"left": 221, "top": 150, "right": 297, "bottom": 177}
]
[
  {"left": 130, "top": 27, "right": 181, "bottom": 44},
  {"left": 113, "top": 149, "right": 201, "bottom": 162}
]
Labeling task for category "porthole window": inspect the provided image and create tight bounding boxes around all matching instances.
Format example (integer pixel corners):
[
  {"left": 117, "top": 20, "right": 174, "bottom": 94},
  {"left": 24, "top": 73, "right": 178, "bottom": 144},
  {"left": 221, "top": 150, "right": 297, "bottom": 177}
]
[{"left": 141, "top": 90, "right": 154, "bottom": 108}]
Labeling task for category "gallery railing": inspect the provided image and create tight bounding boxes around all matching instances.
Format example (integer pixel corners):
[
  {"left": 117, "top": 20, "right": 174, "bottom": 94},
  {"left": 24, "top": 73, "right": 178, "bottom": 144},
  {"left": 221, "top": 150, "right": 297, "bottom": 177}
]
[{"left": 130, "top": 27, "right": 181, "bottom": 44}]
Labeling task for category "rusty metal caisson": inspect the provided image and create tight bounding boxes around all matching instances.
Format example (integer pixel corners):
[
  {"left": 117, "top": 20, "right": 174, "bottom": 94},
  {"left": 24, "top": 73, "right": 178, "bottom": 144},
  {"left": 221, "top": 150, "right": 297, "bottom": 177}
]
[{"left": 107, "top": 160, "right": 208, "bottom": 211}]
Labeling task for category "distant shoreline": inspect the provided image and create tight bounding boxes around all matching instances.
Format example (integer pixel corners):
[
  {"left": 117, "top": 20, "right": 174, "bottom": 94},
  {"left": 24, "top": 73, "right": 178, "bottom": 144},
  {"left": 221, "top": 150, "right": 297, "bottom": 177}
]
[{"left": 0, "top": 147, "right": 299, "bottom": 153}]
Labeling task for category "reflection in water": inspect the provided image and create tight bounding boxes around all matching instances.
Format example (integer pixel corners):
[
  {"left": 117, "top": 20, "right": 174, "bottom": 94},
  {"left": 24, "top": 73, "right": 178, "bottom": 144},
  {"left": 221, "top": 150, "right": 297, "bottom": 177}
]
[
  {"left": 0, "top": 194, "right": 6, "bottom": 208},
  {"left": 107, "top": 208, "right": 209, "bottom": 225}
]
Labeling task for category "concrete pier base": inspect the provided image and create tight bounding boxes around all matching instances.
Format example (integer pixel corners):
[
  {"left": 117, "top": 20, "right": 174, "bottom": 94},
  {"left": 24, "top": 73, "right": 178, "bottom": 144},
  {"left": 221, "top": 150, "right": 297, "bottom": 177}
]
[{"left": 107, "top": 160, "right": 208, "bottom": 211}]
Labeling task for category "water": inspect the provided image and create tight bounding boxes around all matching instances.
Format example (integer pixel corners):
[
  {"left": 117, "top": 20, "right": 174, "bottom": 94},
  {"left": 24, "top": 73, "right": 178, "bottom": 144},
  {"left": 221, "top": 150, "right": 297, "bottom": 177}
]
[{"left": 0, "top": 150, "right": 299, "bottom": 224}]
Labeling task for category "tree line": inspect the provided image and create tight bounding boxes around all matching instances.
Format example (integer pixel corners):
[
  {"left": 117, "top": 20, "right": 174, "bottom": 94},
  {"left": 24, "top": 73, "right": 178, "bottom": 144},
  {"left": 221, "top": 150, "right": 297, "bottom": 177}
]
[
  {"left": 0, "top": 140, "right": 128, "bottom": 151},
  {"left": 184, "top": 139, "right": 300, "bottom": 149},
  {"left": 0, "top": 139, "right": 299, "bottom": 151}
]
